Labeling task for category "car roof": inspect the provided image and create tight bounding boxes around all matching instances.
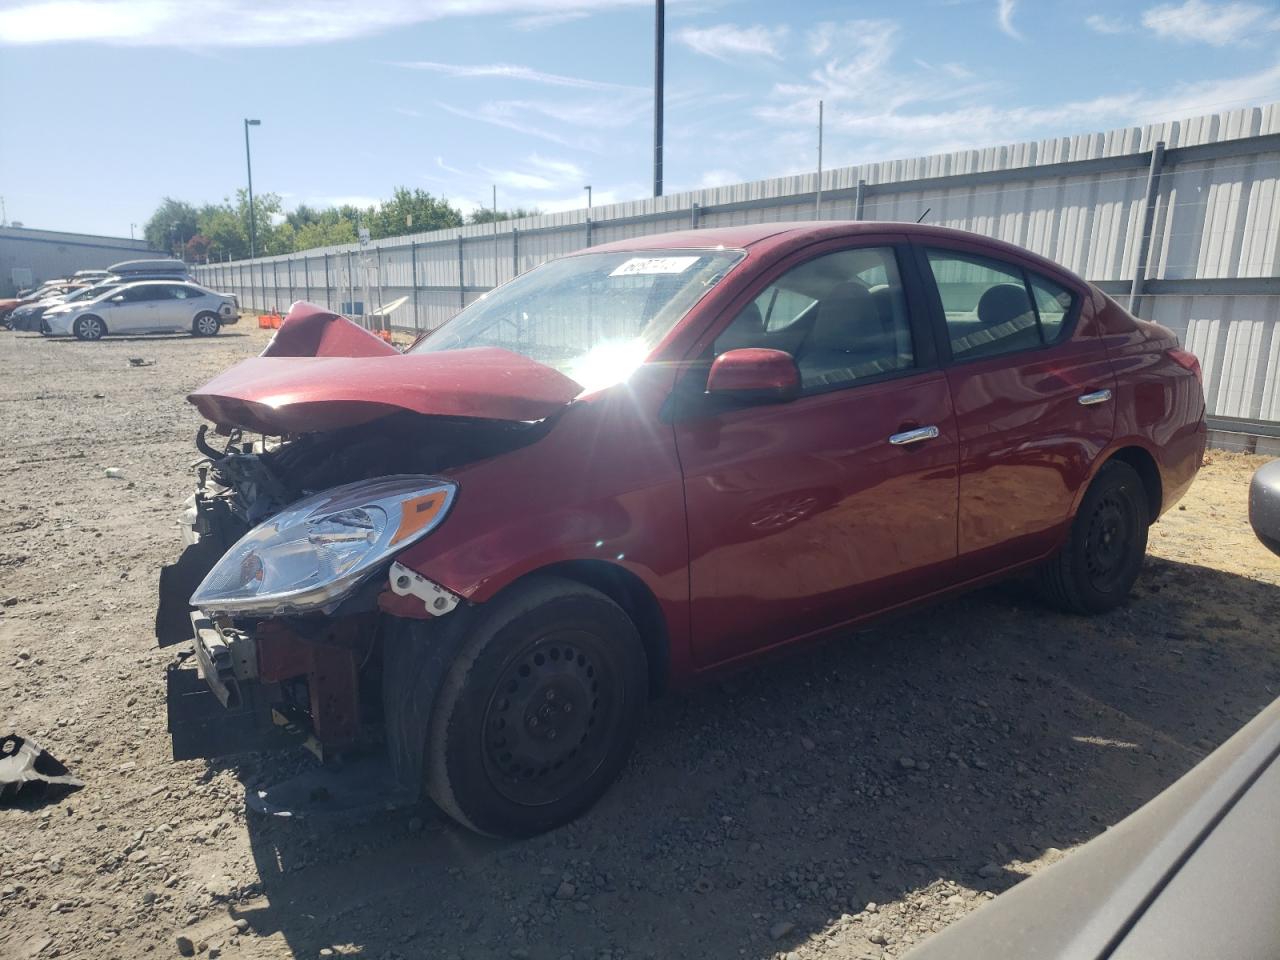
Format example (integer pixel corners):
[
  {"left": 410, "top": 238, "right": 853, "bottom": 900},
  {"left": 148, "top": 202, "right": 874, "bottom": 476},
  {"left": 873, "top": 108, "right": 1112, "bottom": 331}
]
[{"left": 584, "top": 221, "right": 1089, "bottom": 288}]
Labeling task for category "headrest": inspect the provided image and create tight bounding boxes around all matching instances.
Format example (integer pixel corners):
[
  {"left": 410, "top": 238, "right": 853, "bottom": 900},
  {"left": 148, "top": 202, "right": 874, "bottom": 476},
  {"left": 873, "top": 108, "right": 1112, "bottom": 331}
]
[
  {"left": 809, "top": 282, "right": 877, "bottom": 353},
  {"left": 977, "top": 283, "right": 1033, "bottom": 328}
]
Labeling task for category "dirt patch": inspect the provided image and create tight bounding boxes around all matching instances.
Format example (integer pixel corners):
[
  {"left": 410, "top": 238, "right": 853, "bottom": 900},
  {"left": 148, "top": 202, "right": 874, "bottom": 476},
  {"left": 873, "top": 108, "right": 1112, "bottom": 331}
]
[{"left": 2, "top": 325, "right": 1278, "bottom": 960}]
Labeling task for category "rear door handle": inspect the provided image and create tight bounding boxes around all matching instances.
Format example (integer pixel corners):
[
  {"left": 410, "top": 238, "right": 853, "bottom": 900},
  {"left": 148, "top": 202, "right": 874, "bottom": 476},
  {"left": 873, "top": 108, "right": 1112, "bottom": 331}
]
[
  {"left": 889, "top": 425, "right": 940, "bottom": 446},
  {"left": 1078, "top": 389, "right": 1113, "bottom": 406}
]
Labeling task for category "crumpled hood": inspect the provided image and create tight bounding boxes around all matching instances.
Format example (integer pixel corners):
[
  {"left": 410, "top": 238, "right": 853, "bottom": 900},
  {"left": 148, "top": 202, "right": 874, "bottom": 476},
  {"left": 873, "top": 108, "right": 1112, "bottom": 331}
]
[{"left": 188, "top": 302, "right": 583, "bottom": 434}]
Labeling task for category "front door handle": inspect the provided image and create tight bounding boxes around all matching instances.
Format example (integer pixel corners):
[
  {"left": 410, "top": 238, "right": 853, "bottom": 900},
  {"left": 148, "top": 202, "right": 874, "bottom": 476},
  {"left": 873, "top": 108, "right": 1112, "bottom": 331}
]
[
  {"left": 1078, "top": 389, "right": 1113, "bottom": 406},
  {"left": 889, "top": 425, "right": 940, "bottom": 446}
]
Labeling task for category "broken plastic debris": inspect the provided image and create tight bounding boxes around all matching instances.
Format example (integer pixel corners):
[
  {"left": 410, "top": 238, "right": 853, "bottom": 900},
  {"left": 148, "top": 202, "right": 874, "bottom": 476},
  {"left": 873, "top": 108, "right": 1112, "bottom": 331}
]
[
  {"left": 128, "top": 357, "right": 156, "bottom": 367},
  {"left": 105, "top": 468, "right": 125, "bottom": 479},
  {"left": 0, "top": 732, "right": 84, "bottom": 801}
]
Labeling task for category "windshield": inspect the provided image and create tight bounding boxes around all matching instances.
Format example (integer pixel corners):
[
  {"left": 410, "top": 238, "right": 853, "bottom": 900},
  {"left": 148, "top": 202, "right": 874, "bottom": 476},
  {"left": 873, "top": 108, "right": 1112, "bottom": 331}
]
[
  {"left": 412, "top": 248, "right": 743, "bottom": 392},
  {"left": 68, "top": 284, "right": 114, "bottom": 302}
]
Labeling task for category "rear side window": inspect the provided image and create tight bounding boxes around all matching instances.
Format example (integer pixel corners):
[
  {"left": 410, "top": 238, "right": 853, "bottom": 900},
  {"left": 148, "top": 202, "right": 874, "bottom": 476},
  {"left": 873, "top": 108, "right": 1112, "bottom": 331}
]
[
  {"left": 171, "top": 285, "right": 203, "bottom": 299},
  {"left": 925, "top": 249, "right": 1076, "bottom": 361},
  {"left": 121, "top": 285, "right": 165, "bottom": 302}
]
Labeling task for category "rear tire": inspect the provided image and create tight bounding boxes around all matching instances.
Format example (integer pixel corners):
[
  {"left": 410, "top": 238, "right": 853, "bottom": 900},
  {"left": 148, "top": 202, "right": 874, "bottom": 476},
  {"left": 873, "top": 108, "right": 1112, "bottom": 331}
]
[
  {"left": 1036, "top": 460, "right": 1149, "bottom": 614},
  {"left": 74, "top": 315, "right": 105, "bottom": 341},
  {"left": 426, "top": 576, "right": 648, "bottom": 837},
  {"left": 192, "top": 312, "right": 221, "bottom": 337}
]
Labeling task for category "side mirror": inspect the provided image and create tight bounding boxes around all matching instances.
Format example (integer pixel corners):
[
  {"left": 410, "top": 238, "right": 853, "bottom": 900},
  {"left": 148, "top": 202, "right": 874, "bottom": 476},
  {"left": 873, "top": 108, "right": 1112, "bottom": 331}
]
[
  {"left": 109, "top": 294, "right": 125, "bottom": 303},
  {"left": 706, "top": 348, "right": 800, "bottom": 404}
]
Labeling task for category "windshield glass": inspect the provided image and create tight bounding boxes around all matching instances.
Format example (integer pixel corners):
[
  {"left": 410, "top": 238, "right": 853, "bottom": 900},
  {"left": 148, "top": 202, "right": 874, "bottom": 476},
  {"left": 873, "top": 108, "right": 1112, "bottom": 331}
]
[{"left": 412, "top": 248, "right": 744, "bottom": 392}]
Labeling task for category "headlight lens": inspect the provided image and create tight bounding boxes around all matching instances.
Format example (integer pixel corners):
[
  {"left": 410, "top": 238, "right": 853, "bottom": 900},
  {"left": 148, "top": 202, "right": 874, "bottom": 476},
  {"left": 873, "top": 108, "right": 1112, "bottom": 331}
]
[{"left": 191, "top": 475, "right": 456, "bottom": 616}]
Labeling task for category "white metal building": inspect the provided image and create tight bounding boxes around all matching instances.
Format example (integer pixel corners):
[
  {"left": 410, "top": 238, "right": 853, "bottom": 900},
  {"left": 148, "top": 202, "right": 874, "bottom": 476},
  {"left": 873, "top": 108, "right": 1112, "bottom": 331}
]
[{"left": 0, "top": 226, "right": 158, "bottom": 296}]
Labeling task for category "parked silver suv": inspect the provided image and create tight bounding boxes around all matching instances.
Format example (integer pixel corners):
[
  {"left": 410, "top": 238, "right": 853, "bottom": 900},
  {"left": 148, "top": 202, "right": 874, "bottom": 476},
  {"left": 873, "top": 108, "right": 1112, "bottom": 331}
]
[{"left": 43, "top": 281, "right": 239, "bottom": 340}]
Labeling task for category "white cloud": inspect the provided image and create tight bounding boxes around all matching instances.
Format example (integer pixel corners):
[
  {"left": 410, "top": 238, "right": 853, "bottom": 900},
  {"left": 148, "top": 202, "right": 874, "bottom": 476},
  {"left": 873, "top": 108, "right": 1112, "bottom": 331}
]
[
  {"left": 1085, "top": 13, "right": 1131, "bottom": 34},
  {"left": 696, "top": 169, "right": 743, "bottom": 189},
  {"left": 0, "top": 0, "right": 652, "bottom": 46},
  {"left": 997, "top": 0, "right": 1021, "bottom": 39},
  {"left": 389, "top": 106, "right": 424, "bottom": 118},
  {"left": 1142, "top": 0, "right": 1280, "bottom": 45},
  {"left": 675, "top": 23, "right": 788, "bottom": 61},
  {"left": 756, "top": 14, "right": 1280, "bottom": 163},
  {"left": 480, "top": 154, "right": 587, "bottom": 192},
  {"left": 389, "top": 60, "right": 642, "bottom": 91},
  {"left": 511, "top": 10, "right": 589, "bottom": 29}
]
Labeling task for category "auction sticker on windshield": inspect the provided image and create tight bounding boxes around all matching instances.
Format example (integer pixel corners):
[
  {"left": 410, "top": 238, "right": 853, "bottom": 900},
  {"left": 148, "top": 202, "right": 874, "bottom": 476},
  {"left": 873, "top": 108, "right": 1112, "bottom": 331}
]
[{"left": 609, "top": 256, "right": 700, "bottom": 277}]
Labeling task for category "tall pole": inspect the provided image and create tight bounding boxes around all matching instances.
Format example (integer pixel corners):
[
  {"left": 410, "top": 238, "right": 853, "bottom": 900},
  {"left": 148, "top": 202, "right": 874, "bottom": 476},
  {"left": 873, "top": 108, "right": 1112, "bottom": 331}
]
[
  {"left": 815, "top": 100, "right": 824, "bottom": 219},
  {"left": 653, "top": 0, "right": 664, "bottom": 197},
  {"left": 244, "top": 118, "right": 261, "bottom": 258},
  {"left": 584, "top": 185, "right": 592, "bottom": 214},
  {"left": 492, "top": 184, "right": 499, "bottom": 286}
]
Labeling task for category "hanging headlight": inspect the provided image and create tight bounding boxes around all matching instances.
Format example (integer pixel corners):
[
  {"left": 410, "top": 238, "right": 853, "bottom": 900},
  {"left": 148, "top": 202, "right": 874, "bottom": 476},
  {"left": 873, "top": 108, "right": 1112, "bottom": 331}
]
[{"left": 191, "top": 476, "right": 456, "bottom": 616}]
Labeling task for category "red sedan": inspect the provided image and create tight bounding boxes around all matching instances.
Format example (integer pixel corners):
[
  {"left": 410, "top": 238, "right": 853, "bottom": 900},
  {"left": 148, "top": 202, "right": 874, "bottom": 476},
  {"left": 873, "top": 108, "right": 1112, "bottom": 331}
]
[{"left": 159, "top": 222, "right": 1206, "bottom": 836}]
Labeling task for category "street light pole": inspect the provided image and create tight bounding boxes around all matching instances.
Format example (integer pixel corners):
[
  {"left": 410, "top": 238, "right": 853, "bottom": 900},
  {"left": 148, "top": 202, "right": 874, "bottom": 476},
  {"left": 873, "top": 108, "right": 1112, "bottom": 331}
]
[
  {"left": 653, "top": 0, "right": 664, "bottom": 197},
  {"left": 244, "top": 118, "right": 261, "bottom": 258},
  {"left": 584, "top": 185, "right": 592, "bottom": 214}
]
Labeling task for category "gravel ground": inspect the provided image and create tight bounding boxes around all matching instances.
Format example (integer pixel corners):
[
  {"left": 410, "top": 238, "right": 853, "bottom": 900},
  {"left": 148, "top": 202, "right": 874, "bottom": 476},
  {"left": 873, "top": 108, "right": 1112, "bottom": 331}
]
[{"left": 2, "top": 323, "right": 1278, "bottom": 960}]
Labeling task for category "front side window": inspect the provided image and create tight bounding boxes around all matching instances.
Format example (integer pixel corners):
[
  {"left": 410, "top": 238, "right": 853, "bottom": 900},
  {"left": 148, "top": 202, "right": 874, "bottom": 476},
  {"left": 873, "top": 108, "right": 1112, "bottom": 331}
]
[
  {"left": 412, "top": 248, "right": 744, "bottom": 393},
  {"left": 925, "top": 249, "right": 1076, "bottom": 361},
  {"left": 714, "top": 246, "right": 915, "bottom": 392}
]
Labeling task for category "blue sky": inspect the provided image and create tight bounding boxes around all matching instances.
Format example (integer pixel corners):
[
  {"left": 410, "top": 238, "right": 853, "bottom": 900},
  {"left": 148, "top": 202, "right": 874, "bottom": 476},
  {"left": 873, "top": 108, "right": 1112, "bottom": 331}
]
[{"left": 1, "top": 0, "right": 1279, "bottom": 238}]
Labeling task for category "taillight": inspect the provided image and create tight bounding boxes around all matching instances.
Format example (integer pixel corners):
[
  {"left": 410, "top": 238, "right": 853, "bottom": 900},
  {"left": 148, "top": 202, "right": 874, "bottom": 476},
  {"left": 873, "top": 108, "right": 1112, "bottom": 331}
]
[{"left": 1169, "top": 348, "right": 1202, "bottom": 384}]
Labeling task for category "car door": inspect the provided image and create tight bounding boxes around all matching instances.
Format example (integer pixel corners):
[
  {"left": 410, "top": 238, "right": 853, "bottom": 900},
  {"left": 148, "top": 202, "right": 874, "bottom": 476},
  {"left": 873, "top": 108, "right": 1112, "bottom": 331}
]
[
  {"left": 915, "top": 242, "right": 1116, "bottom": 577},
  {"left": 165, "top": 284, "right": 204, "bottom": 330},
  {"left": 105, "top": 285, "right": 162, "bottom": 332},
  {"left": 673, "top": 239, "right": 960, "bottom": 668}
]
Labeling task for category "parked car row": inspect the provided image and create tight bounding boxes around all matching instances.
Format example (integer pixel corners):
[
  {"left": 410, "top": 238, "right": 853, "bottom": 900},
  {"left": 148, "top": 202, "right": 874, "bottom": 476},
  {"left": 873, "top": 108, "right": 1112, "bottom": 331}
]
[{"left": 2, "top": 259, "right": 240, "bottom": 339}]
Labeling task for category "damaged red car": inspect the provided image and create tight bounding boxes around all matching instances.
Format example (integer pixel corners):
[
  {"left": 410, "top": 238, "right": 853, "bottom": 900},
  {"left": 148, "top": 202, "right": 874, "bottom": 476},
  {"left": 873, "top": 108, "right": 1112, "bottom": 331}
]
[{"left": 158, "top": 222, "right": 1206, "bottom": 837}]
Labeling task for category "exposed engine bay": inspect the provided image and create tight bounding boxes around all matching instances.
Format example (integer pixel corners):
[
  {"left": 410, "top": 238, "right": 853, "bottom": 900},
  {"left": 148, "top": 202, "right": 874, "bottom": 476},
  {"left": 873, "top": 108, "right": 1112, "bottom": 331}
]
[
  {"left": 197, "top": 410, "right": 547, "bottom": 529},
  {"left": 157, "top": 410, "right": 550, "bottom": 766}
]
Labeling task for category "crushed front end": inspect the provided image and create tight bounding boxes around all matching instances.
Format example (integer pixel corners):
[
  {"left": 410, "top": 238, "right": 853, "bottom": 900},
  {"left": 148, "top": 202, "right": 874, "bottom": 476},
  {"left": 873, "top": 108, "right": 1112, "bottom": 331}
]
[{"left": 156, "top": 303, "right": 578, "bottom": 771}]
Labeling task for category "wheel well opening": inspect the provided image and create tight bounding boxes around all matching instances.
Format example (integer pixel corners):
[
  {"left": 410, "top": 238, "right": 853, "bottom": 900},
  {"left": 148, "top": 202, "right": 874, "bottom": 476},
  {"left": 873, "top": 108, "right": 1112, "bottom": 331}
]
[
  {"left": 1109, "top": 446, "right": 1162, "bottom": 523},
  {"left": 529, "top": 560, "right": 670, "bottom": 698}
]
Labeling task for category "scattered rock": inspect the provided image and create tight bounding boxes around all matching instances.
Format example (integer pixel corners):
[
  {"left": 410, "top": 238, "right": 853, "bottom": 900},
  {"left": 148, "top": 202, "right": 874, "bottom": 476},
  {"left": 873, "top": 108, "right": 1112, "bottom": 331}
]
[
  {"left": 898, "top": 756, "right": 916, "bottom": 769},
  {"left": 977, "top": 863, "right": 1002, "bottom": 879},
  {"left": 554, "top": 881, "right": 576, "bottom": 900},
  {"left": 769, "top": 921, "right": 796, "bottom": 941},
  {"left": 175, "top": 934, "right": 196, "bottom": 957}
]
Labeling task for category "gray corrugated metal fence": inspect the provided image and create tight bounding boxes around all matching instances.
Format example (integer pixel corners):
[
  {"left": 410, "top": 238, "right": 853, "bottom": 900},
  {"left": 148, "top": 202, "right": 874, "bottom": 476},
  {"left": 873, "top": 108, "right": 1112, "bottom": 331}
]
[{"left": 195, "top": 102, "right": 1280, "bottom": 446}]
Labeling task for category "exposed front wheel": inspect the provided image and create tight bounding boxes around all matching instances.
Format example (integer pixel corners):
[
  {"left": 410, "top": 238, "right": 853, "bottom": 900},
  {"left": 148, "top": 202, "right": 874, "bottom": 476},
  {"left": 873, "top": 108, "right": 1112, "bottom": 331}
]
[
  {"left": 1036, "top": 460, "right": 1149, "bottom": 614},
  {"left": 192, "top": 312, "right": 221, "bottom": 337},
  {"left": 425, "top": 577, "right": 648, "bottom": 837},
  {"left": 74, "top": 315, "right": 105, "bottom": 341}
]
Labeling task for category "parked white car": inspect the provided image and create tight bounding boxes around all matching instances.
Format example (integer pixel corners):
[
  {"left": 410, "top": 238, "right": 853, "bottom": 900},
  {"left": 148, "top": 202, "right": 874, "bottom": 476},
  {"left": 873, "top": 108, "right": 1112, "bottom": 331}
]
[{"left": 43, "top": 281, "right": 239, "bottom": 340}]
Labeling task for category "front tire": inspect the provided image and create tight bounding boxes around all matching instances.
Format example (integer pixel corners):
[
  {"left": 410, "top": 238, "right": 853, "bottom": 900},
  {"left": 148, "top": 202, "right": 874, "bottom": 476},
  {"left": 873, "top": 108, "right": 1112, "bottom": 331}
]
[
  {"left": 1036, "top": 460, "right": 1149, "bottom": 614},
  {"left": 192, "top": 312, "right": 221, "bottom": 337},
  {"left": 426, "top": 577, "right": 648, "bottom": 837},
  {"left": 74, "top": 315, "right": 105, "bottom": 341}
]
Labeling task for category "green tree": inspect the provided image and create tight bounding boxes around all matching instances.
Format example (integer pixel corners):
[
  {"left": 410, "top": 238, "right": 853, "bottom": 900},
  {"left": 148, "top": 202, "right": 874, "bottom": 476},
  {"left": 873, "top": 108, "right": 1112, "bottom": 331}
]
[
  {"left": 468, "top": 206, "right": 540, "bottom": 225},
  {"left": 144, "top": 198, "right": 200, "bottom": 256},
  {"left": 366, "top": 187, "right": 463, "bottom": 239}
]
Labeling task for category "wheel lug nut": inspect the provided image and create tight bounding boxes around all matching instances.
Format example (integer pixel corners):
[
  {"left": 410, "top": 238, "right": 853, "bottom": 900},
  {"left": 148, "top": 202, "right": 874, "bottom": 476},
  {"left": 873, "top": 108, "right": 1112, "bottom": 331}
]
[
  {"left": 563, "top": 703, "right": 572, "bottom": 713},
  {"left": 529, "top": 717, "right": 538, "bottom": 727},
  {"left": 547, "top": 729, "right": 557, "bottom": 740},
  {"left": 546, "top": 690, "right": 556, "bottom": 701}
]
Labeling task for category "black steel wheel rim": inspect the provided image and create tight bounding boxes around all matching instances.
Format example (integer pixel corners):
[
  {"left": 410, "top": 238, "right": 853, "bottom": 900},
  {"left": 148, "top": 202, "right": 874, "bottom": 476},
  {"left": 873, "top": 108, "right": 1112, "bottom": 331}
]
[
  {"left": 481, "top": 629, "right": 622, "bottom": 807},
  {"left": 1084, "top": 490, "right": 1133, "bottom": 592}
]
